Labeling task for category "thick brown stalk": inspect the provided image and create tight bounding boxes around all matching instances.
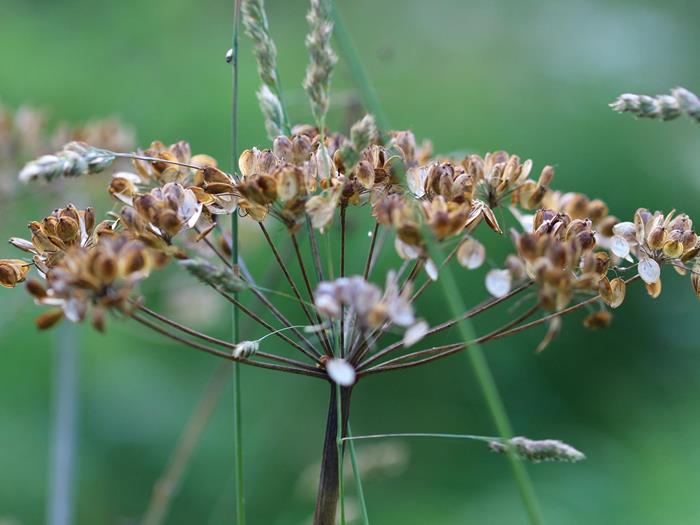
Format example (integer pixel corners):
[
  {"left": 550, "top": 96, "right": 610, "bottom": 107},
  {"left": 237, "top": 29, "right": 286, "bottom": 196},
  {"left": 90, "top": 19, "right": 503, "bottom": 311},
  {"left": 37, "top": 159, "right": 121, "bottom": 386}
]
[{"left": 314, "top": 384, "right": 352, "bottom": 525}]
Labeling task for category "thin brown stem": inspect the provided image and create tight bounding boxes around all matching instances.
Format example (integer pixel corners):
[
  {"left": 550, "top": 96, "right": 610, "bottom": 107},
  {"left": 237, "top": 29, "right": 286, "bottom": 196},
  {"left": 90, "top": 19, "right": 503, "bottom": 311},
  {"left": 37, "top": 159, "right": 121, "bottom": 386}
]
[
  {"left": 306, "top": 216, "right": 325, "bottom": 283},
  {"left": 291, "top": 233, "right": 334, "bottom": 356},
  {"left": 131, "top": 313, "right": 324, "bottom": 379},
  {"left": 137, "top": 305, "right": 318, "bottom": 371},
  {"left": 259, "top": 222, "right": 318, "bottom": 327},
  {"left": 355, "top": 281, "right": 533, "bottom": 369},
  {"left": 113, "top": 152, "right": 207, "bottom": 172},
  {"left": 409, "top": 240, "right": 461, "bottom": 304},
  {"left": 216, "top": 288, "right": 323, "bottom": 362},
  {"left": 363, "top": 223, "right": 380, "bottom": 280},
  {"left": 347, "top": 255, "right": 439, "bottom": 364},
  {"left": 362, "top": 276, "right": 640, "bottom": 375},
  {"left": 340, "top": 206, "right": 347, "bottom": 355},
  {"left": 199, "top": 230, "right": 233, "bottom": 269}
]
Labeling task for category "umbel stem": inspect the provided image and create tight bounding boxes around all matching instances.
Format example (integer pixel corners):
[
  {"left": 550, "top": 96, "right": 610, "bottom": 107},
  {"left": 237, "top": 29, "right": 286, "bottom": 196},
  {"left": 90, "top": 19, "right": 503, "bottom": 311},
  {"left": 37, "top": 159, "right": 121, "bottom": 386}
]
[{"left": 314, "top": 384, "right": 352, "bottom": 525}]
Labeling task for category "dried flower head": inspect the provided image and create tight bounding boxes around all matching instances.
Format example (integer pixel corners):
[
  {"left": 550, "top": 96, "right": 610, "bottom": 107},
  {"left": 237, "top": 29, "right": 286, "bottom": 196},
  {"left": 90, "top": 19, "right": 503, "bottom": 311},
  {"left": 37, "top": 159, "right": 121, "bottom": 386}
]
[{"left": 26, "top": 232, "right": 165, "bottom": 331}]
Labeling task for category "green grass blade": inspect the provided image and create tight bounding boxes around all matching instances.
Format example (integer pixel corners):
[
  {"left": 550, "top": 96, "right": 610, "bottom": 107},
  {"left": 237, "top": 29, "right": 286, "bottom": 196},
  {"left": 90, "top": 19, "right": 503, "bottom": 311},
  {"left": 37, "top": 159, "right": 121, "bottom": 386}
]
[
  {"left": 346, "top": 423, "right": 370, "bottom": 525},
  {"left": 428, "top": 242, "right": 544, "bottom": 525}
]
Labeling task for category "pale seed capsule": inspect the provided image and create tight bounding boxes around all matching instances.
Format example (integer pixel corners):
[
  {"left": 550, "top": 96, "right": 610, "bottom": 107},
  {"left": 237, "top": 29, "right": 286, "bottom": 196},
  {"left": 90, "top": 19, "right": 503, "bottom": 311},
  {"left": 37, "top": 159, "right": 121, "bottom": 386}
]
[
  {"left": 681, "top": 230, "right": 697, "bottom": 251},
  {"left": 256, "top": 149, "right": 276, "bottom": 174},
  {"left": 238, "top": 149, "right": 256, "bottom": 177},
  {"left": 576, "top": 231, "right": 596, "bottom": 251},
  {"left": 292, "top": 134, "right": 312, "bottom": 163},
  {"left": 647, "top": 226, "right": 666, "bottom": 251},
  {"left": 598, "top": 215, "right": 618, "bottom": 237},
  {"left": 646, "top": 278, "right": 662, "bottom": 298},
  {"left": 538, "top": 165, "right": 554, "bottom": 186},
  {"left": 505, "top": 254, "right": 526, "bottom": 281},
  {"left": 638, "top": 257, "right": 661, "bottom": 284},
  {"left": 485, "top": 269, "right": 512, "bottom": 298},
  {"left": 355, "top": 160, "right": 375, "bottom": 189},
  {"left": 598, "top": 277, "right": 614, "bottom": 305},
  {"left": 457, "top": 238, "right": 485, "bottom": 269},
  {"left": 662, "top": 240, "right": 684, "bottom": 259},
  {"left": 588, "top": 199, "right": 608, "bottom": 222},
  {"left": 691, "top": 272, "right": 700, "bottom": 300},
  {"left": 609, "top": 277, "right": 626, "bottom": 308},
  {"left": 610, "top": 235, "right": 630, "bottom": 259},
  {"left": 276, "top": 166, "right": 300, "bottom": 202},
  {"left": 272, "top": 136, "right": 293, "bottom": 162}
]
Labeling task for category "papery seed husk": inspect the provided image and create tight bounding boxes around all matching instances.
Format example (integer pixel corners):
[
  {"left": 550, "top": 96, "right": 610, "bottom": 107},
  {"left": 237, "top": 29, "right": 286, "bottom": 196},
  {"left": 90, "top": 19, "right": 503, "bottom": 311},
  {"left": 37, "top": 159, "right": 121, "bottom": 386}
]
[
  {"left": 609, "top": 277, "right": 626, "bottom": 308},
  {"left": 457, "top": 238, "right": 485, "bottom": 269},
  {"left": 638, "top": 257, "right": 661, "bottom": 284},
  {"left": 485, "top": 269, "right": 512, "bottom": 298},
  {"left": 645, "top": 278, "right": 662, "bottom": 298}
]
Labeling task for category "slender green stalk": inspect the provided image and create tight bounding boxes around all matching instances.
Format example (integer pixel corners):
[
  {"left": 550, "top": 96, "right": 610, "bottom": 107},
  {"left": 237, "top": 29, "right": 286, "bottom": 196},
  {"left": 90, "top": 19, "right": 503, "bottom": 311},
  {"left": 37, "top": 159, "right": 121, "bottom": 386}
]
[
  {"left": 336, "top": 382, "right": 345, "bottom": 525},
  {"left": 328, "top": 2, "right": 389, "bottom": 132},
  {"left": 342, "top": 432, "right": 496, "bottom": 443},
  {"left": 47, "top": 323, "right": 78, "bottom": 525},
  {"left": 328, "top": 3, "right": 543, "bottom": 518},
  {"left": 346, "top": 424, "right": 370, "bottom": 525},
  {"left": 428, "top": 242, "right": 544, "bottom": 525},
  {"left": 231, "top": 1, "right": 246, "bottom": 523}
]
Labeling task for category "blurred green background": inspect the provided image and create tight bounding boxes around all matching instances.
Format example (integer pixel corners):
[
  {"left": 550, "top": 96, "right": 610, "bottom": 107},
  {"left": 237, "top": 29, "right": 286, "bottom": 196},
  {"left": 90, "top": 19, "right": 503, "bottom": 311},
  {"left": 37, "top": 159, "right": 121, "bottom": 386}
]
[{"left": 2, "top": 0, "right": 700, "bottom": 523}]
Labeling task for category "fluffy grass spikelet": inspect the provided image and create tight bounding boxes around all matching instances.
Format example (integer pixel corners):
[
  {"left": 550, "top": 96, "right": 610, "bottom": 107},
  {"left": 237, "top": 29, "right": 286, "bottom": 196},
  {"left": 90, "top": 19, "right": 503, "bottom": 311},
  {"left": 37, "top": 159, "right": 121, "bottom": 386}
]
[
  {"left": 610, "top": 87, "right": 700, "bottom": 122},
  {"left": 489, "top": 436, "right": 586, "bottom": 463}
]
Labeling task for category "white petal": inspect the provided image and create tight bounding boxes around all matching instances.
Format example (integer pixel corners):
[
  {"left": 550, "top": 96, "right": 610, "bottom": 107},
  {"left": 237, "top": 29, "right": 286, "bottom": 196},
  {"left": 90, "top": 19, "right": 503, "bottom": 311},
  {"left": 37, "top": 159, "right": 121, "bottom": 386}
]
[
  {"left": 327, "top": 359, "right": 356, "bottom": 386},
  {"left": 610, "top": 235, "right": 630, "bottom": 259},
  {"left": 457, "top": 239, "right": 485, "bottom": 269},
  {"left": 485, "top": 269, "right": 512, "bottom": 298},
  {"left": 638, "top": 257, "right": 660, "bottom": 284},
  {"left": 425, "top": 258, "right": 438, "bottom": 281},
  {"left": 403, "top": 320, "right": 429, "bottom": 347}
]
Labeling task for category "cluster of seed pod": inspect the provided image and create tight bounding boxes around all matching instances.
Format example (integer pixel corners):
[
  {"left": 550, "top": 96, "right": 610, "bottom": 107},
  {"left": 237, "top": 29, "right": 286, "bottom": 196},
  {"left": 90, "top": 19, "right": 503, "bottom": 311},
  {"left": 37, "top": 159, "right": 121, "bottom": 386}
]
[
  {"left": 24, "top": 232, "right": 166, "bottom": 331},
  {"left": 612, "top": 208, "right": 700, "bottom": 298}
]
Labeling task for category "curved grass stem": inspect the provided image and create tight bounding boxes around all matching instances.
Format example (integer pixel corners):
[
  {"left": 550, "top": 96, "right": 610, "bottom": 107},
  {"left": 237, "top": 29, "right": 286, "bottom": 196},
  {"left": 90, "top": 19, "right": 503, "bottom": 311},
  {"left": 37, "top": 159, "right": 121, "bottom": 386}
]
[{"left": 427, "top": 242, "right": 544, "bottom": 525}]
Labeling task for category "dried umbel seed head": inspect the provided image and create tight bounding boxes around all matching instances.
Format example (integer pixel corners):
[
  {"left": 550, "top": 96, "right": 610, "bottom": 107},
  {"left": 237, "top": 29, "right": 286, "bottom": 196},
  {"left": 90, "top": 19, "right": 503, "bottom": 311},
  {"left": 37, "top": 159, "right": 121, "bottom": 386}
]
[
  {"left": 30, "top": 233, "right": 164, "bottom": 331},
  {"left": 489, "top": 437, "right": 585, "bottom": 463},
  {"left": 9, "top": 204, "right": 109, "bottom": 274},
  {"left": 133, "top": 183, "right": 202, "bottom": 240}
]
